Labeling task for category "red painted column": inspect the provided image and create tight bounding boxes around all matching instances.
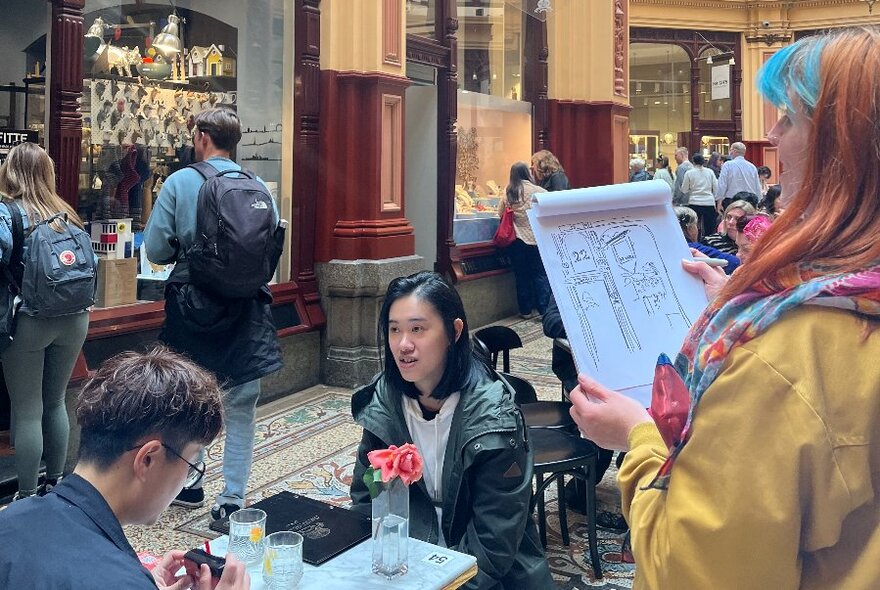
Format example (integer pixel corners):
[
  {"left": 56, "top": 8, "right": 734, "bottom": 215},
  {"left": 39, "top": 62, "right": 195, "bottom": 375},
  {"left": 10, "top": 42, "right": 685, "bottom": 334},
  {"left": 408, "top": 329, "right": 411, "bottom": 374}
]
[{"left": 49, "top": 0, "right": 84, "bottom": 209}]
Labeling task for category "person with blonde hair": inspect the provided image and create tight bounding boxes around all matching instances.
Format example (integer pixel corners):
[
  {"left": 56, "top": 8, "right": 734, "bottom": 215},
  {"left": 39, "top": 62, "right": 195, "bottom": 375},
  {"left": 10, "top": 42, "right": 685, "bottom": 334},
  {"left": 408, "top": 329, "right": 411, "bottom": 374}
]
[
  {"left": 530, "top": 149, "right": 570, "bottom": 191},
  {"left": 0, "top": 141, "right": 91, "bottom": 501},
  {"left": 569, "top": 27, "right": 880, "bottom": 588},
  {"left": 700, "top": 198, "right": 756, "bottom": 255}
]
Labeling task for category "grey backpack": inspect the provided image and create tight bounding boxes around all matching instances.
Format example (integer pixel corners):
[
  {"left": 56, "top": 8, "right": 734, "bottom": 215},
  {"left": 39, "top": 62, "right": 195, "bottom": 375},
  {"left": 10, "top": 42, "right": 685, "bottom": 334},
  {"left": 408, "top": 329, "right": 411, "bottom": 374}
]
[{"left": 3, "top": 199, "right": 97, "bottom": 317}]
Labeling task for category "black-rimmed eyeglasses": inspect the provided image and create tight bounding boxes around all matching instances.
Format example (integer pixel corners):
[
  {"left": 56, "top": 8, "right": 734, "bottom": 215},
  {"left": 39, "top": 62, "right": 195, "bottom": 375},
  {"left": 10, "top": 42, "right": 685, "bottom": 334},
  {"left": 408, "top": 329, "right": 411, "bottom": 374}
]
[{"left": 128, "top": 442, "right": 205, "bottom": 488}]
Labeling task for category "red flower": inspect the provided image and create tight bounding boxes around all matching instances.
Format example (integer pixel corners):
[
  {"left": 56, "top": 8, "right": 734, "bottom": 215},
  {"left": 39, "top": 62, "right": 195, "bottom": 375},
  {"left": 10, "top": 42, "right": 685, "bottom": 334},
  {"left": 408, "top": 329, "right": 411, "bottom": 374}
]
[
  {"left": 392, "top": 443, "right": 424, "bottom": 485},
  {"left": 367, "top": 443, "right": 424, "bottom": 485}
]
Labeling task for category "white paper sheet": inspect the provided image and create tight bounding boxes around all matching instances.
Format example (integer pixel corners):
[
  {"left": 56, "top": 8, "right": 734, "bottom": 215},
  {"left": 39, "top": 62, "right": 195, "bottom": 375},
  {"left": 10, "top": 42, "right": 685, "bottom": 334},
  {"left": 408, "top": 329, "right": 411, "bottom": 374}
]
[{"left": 528, "top": 182, "right": 708, "bottom": 406}]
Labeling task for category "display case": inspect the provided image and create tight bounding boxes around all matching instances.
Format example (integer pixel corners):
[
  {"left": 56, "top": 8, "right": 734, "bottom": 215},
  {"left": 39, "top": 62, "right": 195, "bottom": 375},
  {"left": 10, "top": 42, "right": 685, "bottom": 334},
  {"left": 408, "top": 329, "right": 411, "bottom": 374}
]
[
  {"left": 80, "top": 0, "right": 286, "bottom": 309},
  {"left": 454, "top": 91, "right": 531, "bottom": 246}
]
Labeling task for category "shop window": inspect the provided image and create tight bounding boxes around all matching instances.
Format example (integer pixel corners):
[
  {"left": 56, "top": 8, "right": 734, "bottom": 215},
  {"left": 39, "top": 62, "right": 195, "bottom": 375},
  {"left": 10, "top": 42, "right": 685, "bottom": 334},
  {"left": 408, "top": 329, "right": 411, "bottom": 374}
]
[
  {"left": 700, "top": 135, "right": 729, "bottom": 158},
  {"left": 0, "top": 0, "right": 48, "bottom": 151},
  {"left": 458, "top": 0, "right": 524, "bottom": 101},
  {"left": 629, "top": 43, "right": 691, "bottom": 173},
  {"left": 406, "top": 0, "right": 436, "bottom": 38},
  {"left": 79, "top": 0, "right": 290, "bottom": 309},
  {"left": 698, "top": 47, "right": 732, "bottom": 122},
  {"left": 454, "top": 91, "right": 531, "bottom": 245},
  {"left": 453, "top": 0, "right": 530, "bottom": 246}
]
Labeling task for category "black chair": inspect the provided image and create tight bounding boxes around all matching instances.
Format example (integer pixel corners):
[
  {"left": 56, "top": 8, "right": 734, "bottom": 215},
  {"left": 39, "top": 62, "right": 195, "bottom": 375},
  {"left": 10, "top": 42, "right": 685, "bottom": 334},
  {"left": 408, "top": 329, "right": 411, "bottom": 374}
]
[
  {"left": 529, "top": 428, "right": 603, "bottom": 579},
  {"left": 473, "top": 326, "right": 523, "bottom": 373},
  {"left": 499, "top": 372, "right": 574, "bottom": 431}
]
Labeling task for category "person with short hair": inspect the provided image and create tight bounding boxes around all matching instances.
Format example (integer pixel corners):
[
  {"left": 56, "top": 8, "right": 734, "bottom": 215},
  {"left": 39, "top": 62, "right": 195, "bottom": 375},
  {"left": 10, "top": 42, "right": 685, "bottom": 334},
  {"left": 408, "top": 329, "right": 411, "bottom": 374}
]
[
  {"left": 569, "top": 27, "right": 880, "bottom": 588},
  {"left": 144, "top": 107, "right": 283, "bottom": 522},
  {"left": 0, "top": 347, "right": 250, "bottom": 589},
  {"left": 715, "top": 142, "right": 763, "bottom": 212},
  {"left": 350, "top": 272, "right": 554, "bottom": 589},
  {"left": 672, "top": 147, "right": 693, "bottom": 205},
  {"left": 629, "top": 158, "right": 652, "bottom": 182}
]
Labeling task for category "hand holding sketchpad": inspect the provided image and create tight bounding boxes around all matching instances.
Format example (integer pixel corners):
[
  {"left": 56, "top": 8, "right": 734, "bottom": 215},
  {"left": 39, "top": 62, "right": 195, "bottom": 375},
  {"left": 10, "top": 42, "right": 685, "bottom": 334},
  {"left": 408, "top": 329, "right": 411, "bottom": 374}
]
[{"left": 527, "top": 182, "right": 708, "bottom": 406}]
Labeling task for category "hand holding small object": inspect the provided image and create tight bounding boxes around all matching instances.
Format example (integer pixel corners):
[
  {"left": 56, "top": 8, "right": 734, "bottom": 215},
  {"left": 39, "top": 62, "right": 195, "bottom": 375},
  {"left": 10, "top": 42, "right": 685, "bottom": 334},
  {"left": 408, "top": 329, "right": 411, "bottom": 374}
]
[
  {"left": 568, "top": 374, "right": 652, "bottom": 451},
  {"left": 683, "top": 249, "right": 730, "bottom": 300}
]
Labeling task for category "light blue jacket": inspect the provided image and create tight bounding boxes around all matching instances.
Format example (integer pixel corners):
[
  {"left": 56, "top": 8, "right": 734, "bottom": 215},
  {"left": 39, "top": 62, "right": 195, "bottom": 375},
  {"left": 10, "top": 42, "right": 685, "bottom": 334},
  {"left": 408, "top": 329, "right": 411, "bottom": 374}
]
[
  {"left": 143, "top": 157, "right": 278, "bottom": 270},
  {"left": 0, "top": 200, "right": 31, "bottom": 266}
]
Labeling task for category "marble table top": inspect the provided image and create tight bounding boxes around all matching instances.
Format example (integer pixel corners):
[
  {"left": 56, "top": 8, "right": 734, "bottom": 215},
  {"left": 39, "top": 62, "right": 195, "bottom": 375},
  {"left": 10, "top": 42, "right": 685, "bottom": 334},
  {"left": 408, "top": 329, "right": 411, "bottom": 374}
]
[{"left": 207, "top": 534, "right": 478, "bottom": 590}]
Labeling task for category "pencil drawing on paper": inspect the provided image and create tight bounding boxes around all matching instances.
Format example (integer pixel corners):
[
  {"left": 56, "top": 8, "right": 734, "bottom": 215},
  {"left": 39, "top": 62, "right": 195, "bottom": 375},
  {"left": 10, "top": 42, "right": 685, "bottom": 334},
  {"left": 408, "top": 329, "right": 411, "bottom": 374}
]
[{"left": 552, "top": 217, "right": 693, "bottom": 368}]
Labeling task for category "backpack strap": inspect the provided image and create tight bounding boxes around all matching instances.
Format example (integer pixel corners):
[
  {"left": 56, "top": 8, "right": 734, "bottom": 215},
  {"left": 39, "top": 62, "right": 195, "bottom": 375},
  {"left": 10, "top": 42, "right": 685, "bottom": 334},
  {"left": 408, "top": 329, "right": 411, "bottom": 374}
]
[
  {"left": 1, "top": 198, "right": 24, "bottom": 291},
  {"left": 186, "top": 160, "right": 221, "bottom": 180}
]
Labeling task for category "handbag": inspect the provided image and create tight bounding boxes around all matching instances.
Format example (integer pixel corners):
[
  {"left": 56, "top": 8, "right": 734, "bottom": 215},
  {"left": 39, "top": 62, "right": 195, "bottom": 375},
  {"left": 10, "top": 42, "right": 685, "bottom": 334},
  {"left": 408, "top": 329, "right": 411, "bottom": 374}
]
[
  {"left": 0, "top": 198, "right": 24, "bottom": 353},
  {"left": 492, "top": 207, "right": 517, "bottom": 248}
]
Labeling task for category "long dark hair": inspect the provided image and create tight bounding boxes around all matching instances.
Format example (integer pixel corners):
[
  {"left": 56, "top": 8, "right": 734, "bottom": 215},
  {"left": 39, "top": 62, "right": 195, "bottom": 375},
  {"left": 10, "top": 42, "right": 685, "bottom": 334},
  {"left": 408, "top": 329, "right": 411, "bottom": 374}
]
[
  {"left": 378, "top": 271, "right": 487, "bottom": 400},
  {"left": 505, "top": 161, "right": 531, "bottom": 204}
]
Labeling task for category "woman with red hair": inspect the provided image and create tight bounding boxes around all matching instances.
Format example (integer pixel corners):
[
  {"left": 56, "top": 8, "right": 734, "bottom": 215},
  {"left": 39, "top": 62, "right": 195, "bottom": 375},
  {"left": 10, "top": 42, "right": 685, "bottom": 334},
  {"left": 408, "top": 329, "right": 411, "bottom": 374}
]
[{"left": 569, "top": 28, "right": 880, "bottom": 588}]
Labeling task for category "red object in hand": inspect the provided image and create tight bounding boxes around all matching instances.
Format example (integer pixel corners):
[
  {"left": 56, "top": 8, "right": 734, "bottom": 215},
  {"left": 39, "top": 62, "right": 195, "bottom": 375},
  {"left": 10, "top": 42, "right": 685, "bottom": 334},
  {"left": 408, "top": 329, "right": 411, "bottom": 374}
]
[{"left": 648, "top": 353, "right": 689, "bottom": 451}]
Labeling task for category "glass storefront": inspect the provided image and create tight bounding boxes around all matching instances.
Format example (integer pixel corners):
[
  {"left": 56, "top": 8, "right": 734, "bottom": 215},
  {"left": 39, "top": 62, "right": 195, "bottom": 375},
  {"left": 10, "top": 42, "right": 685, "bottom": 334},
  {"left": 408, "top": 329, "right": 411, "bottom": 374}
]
[
  {"left": 629, "top": 43, "right": 691, "bottom": 173},
  {"left": 406, "top": 0, "right": 436, "bottom": 38},
  {"left": 0, "top": 0, "right": 48, "bottom": 158},
  {"left": 79, "top": 0, "right": 289, "bottom": 308},
  {"left": 454, "top": 0, "right": 531, "bottom": 245}
]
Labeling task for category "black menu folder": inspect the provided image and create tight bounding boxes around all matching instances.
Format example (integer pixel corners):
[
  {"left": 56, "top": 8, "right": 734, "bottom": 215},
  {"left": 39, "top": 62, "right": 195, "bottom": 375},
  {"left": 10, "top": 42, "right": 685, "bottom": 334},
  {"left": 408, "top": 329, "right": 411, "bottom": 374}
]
[{"left": 209, "top": 491, "right": 371, "bottom": 565}]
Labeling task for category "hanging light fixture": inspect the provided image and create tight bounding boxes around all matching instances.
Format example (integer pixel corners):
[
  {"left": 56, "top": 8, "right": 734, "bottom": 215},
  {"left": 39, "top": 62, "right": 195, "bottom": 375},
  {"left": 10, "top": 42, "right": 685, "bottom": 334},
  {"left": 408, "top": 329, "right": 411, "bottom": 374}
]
[
  {"left": 729, "top": 56, "right": 736, "bottom": 66},
  {"left": 707, "top": 54, "right": 714, "bottom": 65},
  {"left": 636, "top": 81, "right": 642, "bottom": 93},
  {"left": 864, "top": 0, "right": 877, "bottom": 13},
  {"left": 152, "top": 13, "right": 183, "bottom": 61}
]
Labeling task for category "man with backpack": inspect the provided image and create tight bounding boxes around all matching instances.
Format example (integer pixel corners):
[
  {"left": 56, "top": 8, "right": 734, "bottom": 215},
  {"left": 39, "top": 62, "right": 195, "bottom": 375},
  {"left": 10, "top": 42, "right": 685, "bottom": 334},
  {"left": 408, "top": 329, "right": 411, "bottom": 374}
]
[{"left": 144, "top": 107, "right": 284, "bottom": 523}]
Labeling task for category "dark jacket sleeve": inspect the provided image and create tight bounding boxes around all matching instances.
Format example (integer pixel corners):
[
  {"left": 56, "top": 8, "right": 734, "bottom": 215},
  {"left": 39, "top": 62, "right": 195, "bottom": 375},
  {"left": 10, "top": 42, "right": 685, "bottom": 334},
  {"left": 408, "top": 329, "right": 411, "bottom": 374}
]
[
  {"left": 545, "top": 171, "right": 570, "bottom": 192},
  {"left": 542, "top": 295, "right": 566, "bottom": 339},
  {"left": 454, "top": 419, "right": 534, "bottom": 588},
  {"left": 350, "top": 429, "right": 385, "bottom": 516}
]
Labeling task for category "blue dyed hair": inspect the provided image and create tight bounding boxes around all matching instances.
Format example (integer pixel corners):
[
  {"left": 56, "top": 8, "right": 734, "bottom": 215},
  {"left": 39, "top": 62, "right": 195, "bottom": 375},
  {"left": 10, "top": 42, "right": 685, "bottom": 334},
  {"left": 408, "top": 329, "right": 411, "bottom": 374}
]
[{"left": 757, "top": 36, "right": 828, "bottom": 114}]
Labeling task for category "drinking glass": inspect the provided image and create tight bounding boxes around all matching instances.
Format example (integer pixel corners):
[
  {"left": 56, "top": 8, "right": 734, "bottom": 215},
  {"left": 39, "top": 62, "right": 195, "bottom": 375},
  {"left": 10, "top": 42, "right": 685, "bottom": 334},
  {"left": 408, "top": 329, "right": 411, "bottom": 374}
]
[
  {"left": 262, "top": 531, "right": 304, "bottom": 589},
  {"left": 228, "top": 508, "right": 267, "bottom": 568}
]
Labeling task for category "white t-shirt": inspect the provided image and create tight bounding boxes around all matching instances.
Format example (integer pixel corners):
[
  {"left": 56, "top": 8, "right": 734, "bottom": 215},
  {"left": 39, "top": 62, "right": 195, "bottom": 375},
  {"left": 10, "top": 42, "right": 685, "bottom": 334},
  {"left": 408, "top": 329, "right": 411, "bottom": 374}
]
[{"left": 401, "top": 392, "right": 460, "bottom": 548}]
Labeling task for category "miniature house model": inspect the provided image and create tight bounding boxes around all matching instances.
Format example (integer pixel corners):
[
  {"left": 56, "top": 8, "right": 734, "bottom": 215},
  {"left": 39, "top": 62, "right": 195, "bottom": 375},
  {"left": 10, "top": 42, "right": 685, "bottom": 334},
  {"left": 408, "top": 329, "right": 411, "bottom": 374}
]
[
  {"left": 186, "top": 44, "right": 236, "bottom": 78},
  {"left": 91, "top": 218, "right": 134, "bottom": 259}
]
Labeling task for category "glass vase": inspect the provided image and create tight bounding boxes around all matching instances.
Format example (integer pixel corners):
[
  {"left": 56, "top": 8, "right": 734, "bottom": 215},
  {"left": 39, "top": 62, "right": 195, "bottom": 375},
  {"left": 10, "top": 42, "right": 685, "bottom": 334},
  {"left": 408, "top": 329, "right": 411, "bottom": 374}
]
[{"left": 371, "top": 477, "right": 410, "bottom": 579}]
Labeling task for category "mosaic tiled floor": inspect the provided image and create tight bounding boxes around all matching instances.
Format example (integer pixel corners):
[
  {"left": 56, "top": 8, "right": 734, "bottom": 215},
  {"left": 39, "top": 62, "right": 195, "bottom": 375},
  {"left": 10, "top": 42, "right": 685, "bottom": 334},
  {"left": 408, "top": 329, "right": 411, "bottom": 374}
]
[{"left": 126, "top": 316, "right": 635, "bottom": 589}]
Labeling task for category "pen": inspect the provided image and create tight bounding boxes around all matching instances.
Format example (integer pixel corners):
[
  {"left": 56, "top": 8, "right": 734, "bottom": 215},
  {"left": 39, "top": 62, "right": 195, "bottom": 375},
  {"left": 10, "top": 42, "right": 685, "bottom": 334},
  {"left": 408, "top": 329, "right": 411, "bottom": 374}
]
[{"left": 691, "top": 257, "right": 728, "bottom": 267}]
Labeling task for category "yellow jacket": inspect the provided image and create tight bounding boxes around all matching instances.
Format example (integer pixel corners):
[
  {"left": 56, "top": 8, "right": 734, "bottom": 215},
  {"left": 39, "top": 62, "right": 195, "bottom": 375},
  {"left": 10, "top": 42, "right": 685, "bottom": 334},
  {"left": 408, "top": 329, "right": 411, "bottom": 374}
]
[{"left": 620, "top": 307, "right": 880, "bottom": 589}]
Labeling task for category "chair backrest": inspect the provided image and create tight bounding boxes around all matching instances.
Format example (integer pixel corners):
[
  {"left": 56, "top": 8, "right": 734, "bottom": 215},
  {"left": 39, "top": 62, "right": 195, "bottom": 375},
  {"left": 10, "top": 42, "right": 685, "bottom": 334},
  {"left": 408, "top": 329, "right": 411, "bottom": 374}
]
[
  {"left": 499, "top": 371, "right": 538, "bottom": 405},
  {"left": 474, "top": 326, "right": 523, "bottom": 373},
  {"left": 472, "top": 336, "right": 491, "bottom": 367}
]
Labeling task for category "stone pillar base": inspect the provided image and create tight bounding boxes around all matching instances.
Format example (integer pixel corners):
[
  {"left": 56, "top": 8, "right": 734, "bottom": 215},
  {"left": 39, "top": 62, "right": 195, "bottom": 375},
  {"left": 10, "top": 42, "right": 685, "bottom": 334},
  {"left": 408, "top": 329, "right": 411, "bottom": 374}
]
[{"left": 317, "top": 256, "right": 428, "bottom": 388}]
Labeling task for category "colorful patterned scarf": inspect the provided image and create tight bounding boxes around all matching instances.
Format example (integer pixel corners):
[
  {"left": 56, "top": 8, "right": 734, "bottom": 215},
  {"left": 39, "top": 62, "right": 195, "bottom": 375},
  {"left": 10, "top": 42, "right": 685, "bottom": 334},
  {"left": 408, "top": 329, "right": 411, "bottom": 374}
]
[{"left": 649, "top": 263, "right": 880, "bottom": 489}]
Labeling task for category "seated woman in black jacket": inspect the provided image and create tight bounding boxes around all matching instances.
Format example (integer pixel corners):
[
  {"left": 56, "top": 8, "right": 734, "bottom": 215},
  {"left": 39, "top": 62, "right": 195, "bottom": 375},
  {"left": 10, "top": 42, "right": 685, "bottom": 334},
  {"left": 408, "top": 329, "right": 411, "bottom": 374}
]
[{"left": 350, "top": 272, "right": 553, "bottom": 589}]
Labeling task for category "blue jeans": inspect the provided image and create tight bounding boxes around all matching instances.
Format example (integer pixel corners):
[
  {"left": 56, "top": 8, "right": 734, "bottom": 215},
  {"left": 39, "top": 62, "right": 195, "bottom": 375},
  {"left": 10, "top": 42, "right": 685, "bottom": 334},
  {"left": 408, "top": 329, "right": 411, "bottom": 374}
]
[
  {"left": 508, "top": 239, "right": 551, "bottom": 315},
  {"left": 194, "top": 378, "right": 261, "bottom": 508}
]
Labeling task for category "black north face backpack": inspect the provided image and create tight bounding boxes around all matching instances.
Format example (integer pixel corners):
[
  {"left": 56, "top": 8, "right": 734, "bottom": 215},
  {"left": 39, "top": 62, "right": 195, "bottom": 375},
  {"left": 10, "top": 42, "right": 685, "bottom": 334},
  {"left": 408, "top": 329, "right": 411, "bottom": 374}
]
[{"left": 186, "top": 161, "right": 285, "bottom": 299}]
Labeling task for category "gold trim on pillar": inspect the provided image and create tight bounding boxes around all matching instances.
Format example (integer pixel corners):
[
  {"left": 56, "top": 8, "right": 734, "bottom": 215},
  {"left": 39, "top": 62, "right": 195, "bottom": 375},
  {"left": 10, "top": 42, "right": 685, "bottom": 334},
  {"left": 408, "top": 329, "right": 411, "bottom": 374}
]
[{"left": 381, "top": 93, "right": 403, "bottom": 212}]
